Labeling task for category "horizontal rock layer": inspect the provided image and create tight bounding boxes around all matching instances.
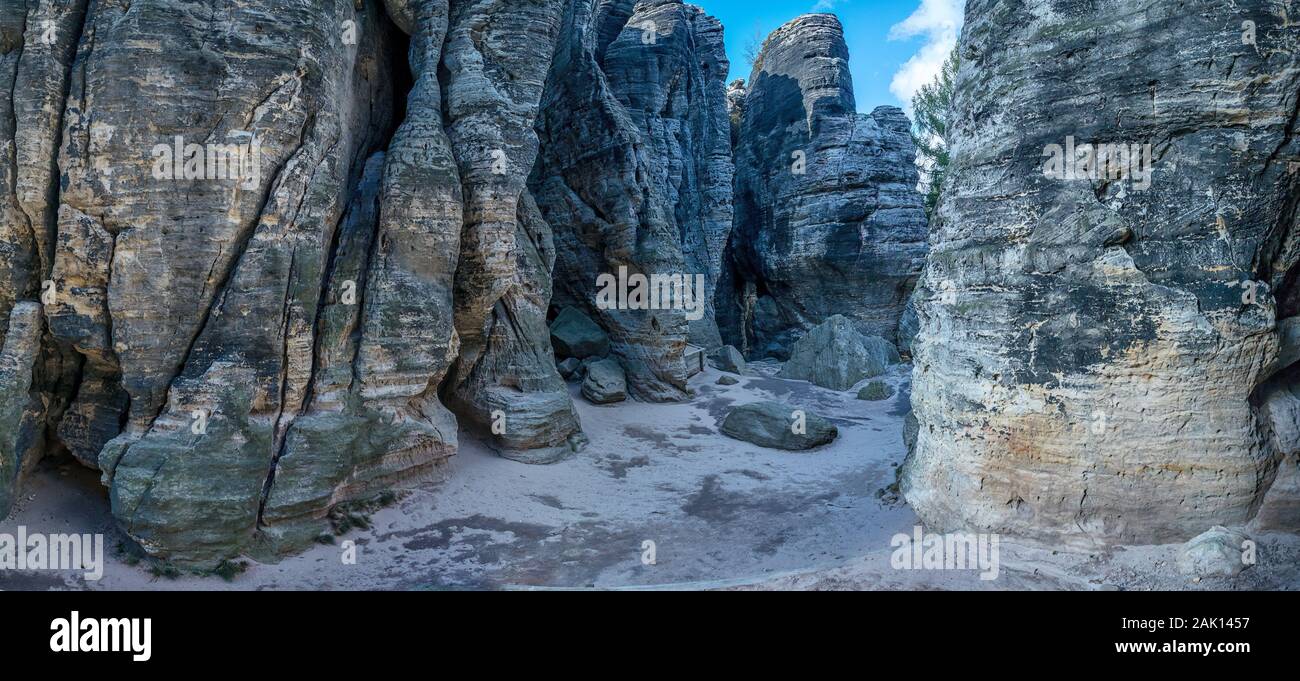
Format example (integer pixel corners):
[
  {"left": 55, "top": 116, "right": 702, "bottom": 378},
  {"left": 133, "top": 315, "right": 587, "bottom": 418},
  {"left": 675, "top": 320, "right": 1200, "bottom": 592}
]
[
  {"left": 530, "top": 0, "right": 734, "bottom": 401},
  {"left": 721, "top": 13, "right": 928, "bottom": 360},
  {"left": 903, "top": 0, "right": 1300, "bottom": 547}
]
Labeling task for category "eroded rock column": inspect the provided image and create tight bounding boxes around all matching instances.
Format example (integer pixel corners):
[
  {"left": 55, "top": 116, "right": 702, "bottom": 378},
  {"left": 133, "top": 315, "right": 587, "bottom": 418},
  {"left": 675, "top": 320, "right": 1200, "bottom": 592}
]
[
  {"left": 47, "top": 0, "right": 401, "bottom": 564},
  {"left": 530, "top": 0, "right": 734, "bottom": 401},
  {"left": 722, "top": 14, "right": 928, "bottom": 359},
  {"left": 439, "top": 0, "right": 584, "bottom": 463},
  {"left": 264, "top": 0, "right": 465, "bottom": 551},
  {"left": 904, "top": 0, "right": 1300, "bottom": 546},
  {"left": 0, "top": 0, "right": 89, "bottom": 515}
]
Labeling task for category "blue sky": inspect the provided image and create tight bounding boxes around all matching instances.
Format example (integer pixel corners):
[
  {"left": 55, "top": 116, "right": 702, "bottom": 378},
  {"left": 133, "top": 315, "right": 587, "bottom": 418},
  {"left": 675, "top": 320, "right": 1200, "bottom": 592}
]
[{"left": 703, "top": 0, "right": 964, "bottom": 113}]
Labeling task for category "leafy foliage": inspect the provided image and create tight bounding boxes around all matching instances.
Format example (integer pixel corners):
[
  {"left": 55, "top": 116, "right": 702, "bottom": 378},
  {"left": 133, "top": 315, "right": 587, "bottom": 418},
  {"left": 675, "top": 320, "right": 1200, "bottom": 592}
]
[{"left": 911, "top": 48, "right": 960, "bottom": 218}]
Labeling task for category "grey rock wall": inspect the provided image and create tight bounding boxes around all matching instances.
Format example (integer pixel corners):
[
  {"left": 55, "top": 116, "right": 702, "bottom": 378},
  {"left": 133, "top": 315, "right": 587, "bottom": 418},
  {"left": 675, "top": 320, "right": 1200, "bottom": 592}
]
[
  {"left": 0, "top": 1, "right": 957, "bottom": 569},
  {"left": 440, "top": 0, "right": 585, "bottom": 464},
  {"left": 530, "top": 0, "right": 734, "bottom": 401},
  {"left": 903, "top": 0, "right": 1300, "bottom": 547},
  {"left": 722, "top": 13, "right": 928, "bottom": 360}
]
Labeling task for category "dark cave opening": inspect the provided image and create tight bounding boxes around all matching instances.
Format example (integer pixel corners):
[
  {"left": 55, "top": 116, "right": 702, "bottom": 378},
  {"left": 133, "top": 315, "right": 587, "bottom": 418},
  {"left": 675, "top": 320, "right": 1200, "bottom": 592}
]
[{"left": 384, "top": 19, "right": 413, "bottom": 148}]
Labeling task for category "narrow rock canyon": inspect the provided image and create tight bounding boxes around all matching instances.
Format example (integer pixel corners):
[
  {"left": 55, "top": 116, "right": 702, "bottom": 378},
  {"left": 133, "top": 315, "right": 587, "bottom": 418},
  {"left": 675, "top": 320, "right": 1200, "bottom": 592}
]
[{"left": 1, "top": 0, "right": 1296, "bottom": 590}]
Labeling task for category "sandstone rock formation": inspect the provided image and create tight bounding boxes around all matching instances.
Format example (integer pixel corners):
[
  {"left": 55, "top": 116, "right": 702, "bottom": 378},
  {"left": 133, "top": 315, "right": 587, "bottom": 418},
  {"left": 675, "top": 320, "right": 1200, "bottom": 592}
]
[
  {"left": 708, "top": 345, "right": 746, "bottom": 375},
  {"left": 720, "top": 401, "right": 837, "bottom": 450},
  {"left": 70, "top": 0, "right": 407, "bottom": 563},
  {"left": 530, "top": 0, "right": 734, "bottom": 401},
  {"left": 0, "top": 1, "right": 959, "bottom": 572},
  {"left": 0, "top": 302, "right": 41, "bottom": 514},
  {"left": 1, "top": 0, "right": 89, "bottom": 524},
  {"left": 3, "top": 0, "right": 582, "bottom": 564},
  {"left": 777, "top": 315, "right": 899, "bottom": 391},
  {"left": 904, "top": 0, "right": 1300, "bottom": 547},
  {"left": 439, "top": 0, "right": 584, "bottom": 465},
  {"left": 721, "top": 13, "right": 928, "bottom": 359}
]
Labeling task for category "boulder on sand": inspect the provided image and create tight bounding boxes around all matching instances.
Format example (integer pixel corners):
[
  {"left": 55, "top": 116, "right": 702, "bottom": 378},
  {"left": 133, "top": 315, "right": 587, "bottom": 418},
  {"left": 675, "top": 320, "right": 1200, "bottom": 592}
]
[
  {"left": 1176, "top": 527, "right": 1252, "bottom": 578},
  {"left": 858, "top": 381, "right": 894, "bottom": 401},
  {"left": 582, "top": 359, "right": 627, "bottom": 404},
  {"left": 720, "top": 401, "right": 838, "bottom": 451},
  {"left": 550, "top": 307, "right": 610, "bottom": 360},
  {"left": 557, "top": 357, "right": 581, "bottom": 380},
  {"left": 708, "top": 345, "right": 747, "bottom": 375},
  {"left": 778, "top": 315, "right": 900, "bottom": 391}
]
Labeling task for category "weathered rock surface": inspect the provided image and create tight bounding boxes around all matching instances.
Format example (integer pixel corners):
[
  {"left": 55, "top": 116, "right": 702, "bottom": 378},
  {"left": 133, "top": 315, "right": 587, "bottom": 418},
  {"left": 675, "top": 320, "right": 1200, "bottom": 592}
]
[
  {"left": 904, "top": 0, "right": 1300, "bottom": 547},
  {"left": 720, "top": 13, "right": 928, "bottom": 359},
  {"left": 857, "top": 381, "right": 893, "bottom": 402},
  {"left": 530, "top": 0, "right": 733, "bottom": 400},
  {"left": 720, "top": 401, "right": 837, "bottom": 451},
  {"left": 1256, "top": 367, "right": 1300, "bottom": 531},
  {"left": 708, "top": 344, "right": 746, "bottom": 375},
  {"left": 581, "top": 358, "right": 627, "bottom": 405},
  {"left": 777, "top": 315, "right": 899, "bottom": 391},
  {"left": 550, "top": 306, "right": 610, "bottom": 360},
  {"left": 439, "top": 0, "right": 584, "bottom": 464},
  {"left": 0, "top": 302, "right": 42, "bottom": 514},
  {"left": 77, "top": 0, "right": 408, "bottom": 563},
  {"left": 0, "top": 1, "right": 945, "bottom": 570},
  {"left": 0, "top": 0, "right": 503, "bottom": 563},
  {"left": 1176, "top": 527, "right": 1251, "bottom": 579},
  {"left": 1, "top": 0, "right": 90, "bottom": 516}
]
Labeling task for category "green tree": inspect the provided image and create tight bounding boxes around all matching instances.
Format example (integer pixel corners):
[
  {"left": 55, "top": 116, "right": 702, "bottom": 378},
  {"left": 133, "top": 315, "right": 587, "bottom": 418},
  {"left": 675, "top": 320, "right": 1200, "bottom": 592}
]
[{"left": 910, "top": 48, "right": 959, "bottom": 219}]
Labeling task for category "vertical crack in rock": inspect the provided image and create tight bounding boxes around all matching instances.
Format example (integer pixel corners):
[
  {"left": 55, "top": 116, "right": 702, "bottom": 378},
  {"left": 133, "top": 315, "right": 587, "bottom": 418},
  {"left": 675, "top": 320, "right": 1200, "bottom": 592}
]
[
  {"left": 439, "top": 0, "right": 585, "bottom": 463},
  {"left": 1, "top": 0, "right": 91, "bottom": 515},
  {"left": 259, "top": 0, "right": 463, "bottom": 555},
  {"left": 903, "top": 0, "right": 1300, "bottom": 547},
  {"left": 40, "top": 0, "right": 400, "bottom": 565},
  {"left": 530, "top": 0, "right": 734, "bottom": 401},
  {"left": 720, "top": 13, "right": 928, "bottom": 360},
  {"left": 0, "top": 302, "right": 42, "bottom": 514}
]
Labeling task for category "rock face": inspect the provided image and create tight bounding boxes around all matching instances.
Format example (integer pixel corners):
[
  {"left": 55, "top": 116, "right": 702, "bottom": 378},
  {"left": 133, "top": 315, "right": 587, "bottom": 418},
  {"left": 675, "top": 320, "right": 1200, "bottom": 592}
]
[
  {"left": 0, "top": 0, "right": 587, "bottom": 564},
  {"left": 721, "top": 14, "right": 928, "bottom": 359},
  {"left": 0, "top": 2, "right": 946, "bottom": 569},
  {"left": 1, "top": 0, "right": 89, "bottom": 518},
  {"left": 530, "top": 0, "right": 734, "bottom": 400},
  {"left": 0, "top": 303, "right": 42, "bottom": 514},
  {"left": 439, "top": 0, "right": 584, "bottom": 465},
  {"left": 550, "top": 306, "right": 610, "bottom": 360},
  {"left": 904, "top": 0, "right": 1300, "bottom": 547},
  {"left": 582, "top": 358, "right": 627, "bottom": 405},
  {"left": 63, "top": 0, "right": 410, "bottom": 563},
  {"left": 777, "top": 315, "right": 899, "bottom": 391},
  {"left": 720, "top": 401, "right": 838, "bottom": 450},
  {"left": 708, "top": 345, "right": 746, "bottom": 375}
]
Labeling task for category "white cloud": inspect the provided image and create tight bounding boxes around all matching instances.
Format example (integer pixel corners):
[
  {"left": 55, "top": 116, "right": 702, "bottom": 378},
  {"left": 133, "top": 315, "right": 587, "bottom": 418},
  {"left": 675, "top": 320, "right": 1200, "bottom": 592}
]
[
  {"left": 812, "top": 0, "right": 846, "bottom": 12},
  {"left": 888, "top": 0, "right": 964, "bottom": 112}
]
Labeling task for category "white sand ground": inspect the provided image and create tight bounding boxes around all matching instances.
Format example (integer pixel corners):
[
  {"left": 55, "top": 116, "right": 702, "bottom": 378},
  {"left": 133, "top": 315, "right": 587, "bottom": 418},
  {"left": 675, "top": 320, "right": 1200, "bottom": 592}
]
[{"left": 3, "top": 362, "right": 1298, "bottom": 591}]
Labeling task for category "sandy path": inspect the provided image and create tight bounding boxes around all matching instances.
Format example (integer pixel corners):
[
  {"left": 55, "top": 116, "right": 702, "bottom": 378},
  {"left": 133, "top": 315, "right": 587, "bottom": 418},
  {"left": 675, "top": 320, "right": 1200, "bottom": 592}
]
[{"left": 3, "top": 363, "right": 1298, "bottom": 590}]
